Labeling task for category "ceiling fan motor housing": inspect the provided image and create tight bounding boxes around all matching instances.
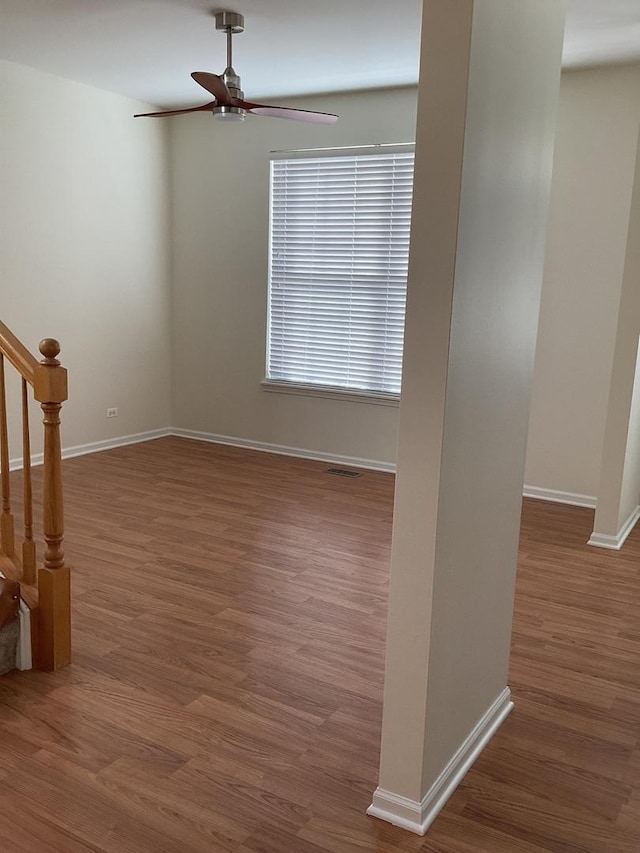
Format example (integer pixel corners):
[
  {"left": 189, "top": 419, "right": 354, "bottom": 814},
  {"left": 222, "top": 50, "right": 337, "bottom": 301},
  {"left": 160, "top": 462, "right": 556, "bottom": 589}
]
[
  {"left": 213, "top": 66, "right": 244, "bottom": 120},
  {"left": 222, "top": 68, "right": 243, "bottom": 100}
]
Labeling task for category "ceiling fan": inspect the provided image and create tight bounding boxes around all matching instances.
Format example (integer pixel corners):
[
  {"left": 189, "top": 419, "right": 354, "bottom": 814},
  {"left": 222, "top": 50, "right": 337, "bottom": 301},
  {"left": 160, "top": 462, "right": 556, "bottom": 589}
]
[{"left": 134, "top": 11, "right": 338, "bottom": 125}]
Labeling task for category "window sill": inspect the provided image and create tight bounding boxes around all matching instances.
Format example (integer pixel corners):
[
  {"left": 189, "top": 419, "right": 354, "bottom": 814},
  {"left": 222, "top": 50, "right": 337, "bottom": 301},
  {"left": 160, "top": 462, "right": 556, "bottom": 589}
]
[{"left": 261, "top": 380, "right": 400, "bottom": 407}]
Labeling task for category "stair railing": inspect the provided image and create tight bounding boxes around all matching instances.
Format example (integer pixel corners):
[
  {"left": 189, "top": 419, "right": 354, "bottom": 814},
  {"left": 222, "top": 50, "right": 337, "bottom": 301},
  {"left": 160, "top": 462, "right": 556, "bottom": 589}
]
[{"left": 0, "top": 321, "right": 70, "bottom": 670}]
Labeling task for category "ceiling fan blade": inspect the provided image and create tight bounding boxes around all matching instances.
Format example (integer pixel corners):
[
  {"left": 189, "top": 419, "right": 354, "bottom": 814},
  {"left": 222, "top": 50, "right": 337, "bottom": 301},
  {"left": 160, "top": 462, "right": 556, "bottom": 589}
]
[
  {"left": 134, "top": 102, "right": 215, "bottom": 118},
  {"left": 191, "top": 72, "right": 233, "bottom": 105},
  {"left": 240, "top": 101, "right": 339, "bottom": 125}
]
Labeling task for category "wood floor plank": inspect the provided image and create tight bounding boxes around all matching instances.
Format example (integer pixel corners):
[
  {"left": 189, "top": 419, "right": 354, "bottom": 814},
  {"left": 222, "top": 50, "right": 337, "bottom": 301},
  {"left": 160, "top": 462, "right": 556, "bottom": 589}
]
[{"left": 1, "top": 437, "right": 640, "bottom": 851}]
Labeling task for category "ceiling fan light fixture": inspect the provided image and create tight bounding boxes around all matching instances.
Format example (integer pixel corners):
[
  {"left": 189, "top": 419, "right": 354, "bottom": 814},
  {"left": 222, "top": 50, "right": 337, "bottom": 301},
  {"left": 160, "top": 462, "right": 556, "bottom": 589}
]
[{"left": 212, "top": 105, "right": 245, "bottom": 122}]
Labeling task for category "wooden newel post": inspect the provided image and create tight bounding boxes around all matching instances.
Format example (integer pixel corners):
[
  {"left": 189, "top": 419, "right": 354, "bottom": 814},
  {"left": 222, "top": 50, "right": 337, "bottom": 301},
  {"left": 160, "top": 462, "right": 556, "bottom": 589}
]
[{"left": 33, "top": 338, "right": 70, "bottom": 671}]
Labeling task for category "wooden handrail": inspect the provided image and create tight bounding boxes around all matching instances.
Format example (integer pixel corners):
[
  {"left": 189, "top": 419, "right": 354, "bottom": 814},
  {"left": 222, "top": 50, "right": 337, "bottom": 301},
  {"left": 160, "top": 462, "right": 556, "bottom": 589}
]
[
  {"left": 0, "top": 321, "right": 38, "bottom": 387},
  {"left": 0, "top": 327, "right": 70, "bottom": 672}
]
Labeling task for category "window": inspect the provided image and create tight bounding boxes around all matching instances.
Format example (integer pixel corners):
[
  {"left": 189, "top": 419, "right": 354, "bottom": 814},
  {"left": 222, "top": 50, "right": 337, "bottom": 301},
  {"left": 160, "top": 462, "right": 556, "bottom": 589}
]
[{"left": 266, "top": 146, "right": 414, "bottom": 399}]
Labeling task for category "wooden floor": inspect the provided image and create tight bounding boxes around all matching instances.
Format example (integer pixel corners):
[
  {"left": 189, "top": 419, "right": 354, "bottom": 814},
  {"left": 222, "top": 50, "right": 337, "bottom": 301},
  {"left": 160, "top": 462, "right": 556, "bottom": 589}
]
[{"left": 1, "top": 437, "right": 640, "bottom": 852}]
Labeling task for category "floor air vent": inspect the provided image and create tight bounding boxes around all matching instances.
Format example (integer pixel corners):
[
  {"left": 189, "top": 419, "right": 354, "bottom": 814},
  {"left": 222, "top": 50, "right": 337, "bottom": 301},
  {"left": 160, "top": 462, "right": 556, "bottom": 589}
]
[{"left": 325, "top": 467, "right": 362, "bottom": 478}]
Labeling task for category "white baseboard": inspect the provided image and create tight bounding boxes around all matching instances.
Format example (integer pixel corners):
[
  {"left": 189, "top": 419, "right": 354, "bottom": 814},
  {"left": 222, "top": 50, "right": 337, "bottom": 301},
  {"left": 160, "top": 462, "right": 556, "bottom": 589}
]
[
  {"left": 367, "top": 687, "right": 514, "bottom": 836},
  {"left": 61, "top": 428, "right": 172, "bottom": 462},
  {"left": 588, "top": 504, "right": 640, "bottom": 550},
  {"left": 6, "top": 427, "right": 606, "bottom": 516},
  {"left": 522, "top": 485, "right": 597, "bottom": 509},
  {"left": 9, "top": 428, "right": 172, "bottom": 471},
  {"left": 170, "top": 428, "right": 397, "bottom": 473}
]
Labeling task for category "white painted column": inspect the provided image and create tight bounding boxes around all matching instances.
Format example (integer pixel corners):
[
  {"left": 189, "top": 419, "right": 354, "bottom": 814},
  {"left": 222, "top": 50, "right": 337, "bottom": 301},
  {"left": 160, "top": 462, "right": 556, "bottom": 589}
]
[
  {"left": 590, "top": 129, "right": 640, "bottom": 550},
  {"left": 368, "top": 0, "right": 566, "bottom": 836}
]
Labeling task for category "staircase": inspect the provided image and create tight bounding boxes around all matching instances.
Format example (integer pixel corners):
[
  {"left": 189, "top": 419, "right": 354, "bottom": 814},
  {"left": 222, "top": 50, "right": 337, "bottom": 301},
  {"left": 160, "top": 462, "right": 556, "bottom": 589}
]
[{"left": 0, "top": 321, "right": 70, "bottom": 671}]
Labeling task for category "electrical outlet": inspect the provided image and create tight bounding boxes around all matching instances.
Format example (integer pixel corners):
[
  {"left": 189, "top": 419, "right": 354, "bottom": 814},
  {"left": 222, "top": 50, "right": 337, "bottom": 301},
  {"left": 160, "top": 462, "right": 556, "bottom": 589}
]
[{"left": 106, "top": 407, "right": 118, "bottom": 418}]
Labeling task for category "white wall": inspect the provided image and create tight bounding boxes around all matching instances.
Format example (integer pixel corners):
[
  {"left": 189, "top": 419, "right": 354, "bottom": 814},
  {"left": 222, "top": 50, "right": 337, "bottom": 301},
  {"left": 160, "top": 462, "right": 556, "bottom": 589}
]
[
  {"left": 0, "top": 60, "right": 172, "bottom": 455},
  {"left": 170, "top": 87, "right": 416, "bottom": 466},
  {"left": 525, "top": 64, "right": 640, "bottom": 499}
]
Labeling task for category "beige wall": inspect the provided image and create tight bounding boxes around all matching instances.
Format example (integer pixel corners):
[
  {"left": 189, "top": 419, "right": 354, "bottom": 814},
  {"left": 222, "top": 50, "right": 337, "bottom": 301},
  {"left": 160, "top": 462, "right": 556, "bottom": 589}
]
[
  {"left": 0, "top": 60, "right": 172, "bottom": 455},
  {"left": 170, "top": 63, "right": 640, "bottom": 501},
  {"left": 525, "top": 64, "right": 640, "bottom": 499},
  {"left": 373, "top": 0, "right": 563, "bottom": 825},
  {"left": 5, "top": 56, "right": 639, "bottom": 501},
  {"left": 170, "top": 87, "right": 416, "bottom": 466}
]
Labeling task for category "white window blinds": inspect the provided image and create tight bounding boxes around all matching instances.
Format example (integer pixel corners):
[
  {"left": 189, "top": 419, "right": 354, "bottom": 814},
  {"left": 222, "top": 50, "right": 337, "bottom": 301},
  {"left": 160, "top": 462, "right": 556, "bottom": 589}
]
[{"left": 267, "top": 148, "right": 414, "bottom": 396}]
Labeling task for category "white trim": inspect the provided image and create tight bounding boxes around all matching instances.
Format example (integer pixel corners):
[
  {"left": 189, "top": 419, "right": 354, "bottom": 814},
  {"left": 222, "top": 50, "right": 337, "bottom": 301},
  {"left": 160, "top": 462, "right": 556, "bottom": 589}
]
[
  {"left": 6, "top": 428, "right": 609, "bottom": 519},
  {"left": 522, "top": 485, "right": 597, "bottom": 509},
  {"left": 9, "top": 428, "right": 172, "bottom": 471},
  {"left": 0, "top": 572, "right": 31, "bottom": 671},
  {"left": 270, "top": 142, "right": 415, "bottom": 157},
  {"left": 171, "top": 428, "right": 396, "bottom": 473},
  {"left": 367, "top": 687, "right": 514, "bottom": 836},
  {"left": 588, "top": 504, "right": 640, "bottom": 550},
  {"left": 261, "top": 379, "right": 400, "bottom": 407},
  {"left": 61, "top": 428, "right": 172, "bottom": 461},
  {"left": 16, "top": 599, "right": 32, "bottom": 671}
]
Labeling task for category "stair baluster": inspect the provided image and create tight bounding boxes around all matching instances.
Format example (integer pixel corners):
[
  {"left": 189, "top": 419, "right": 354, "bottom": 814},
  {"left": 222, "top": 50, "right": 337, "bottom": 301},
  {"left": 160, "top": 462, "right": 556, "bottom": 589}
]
[
  {"left": 0, "top": 354, "right": 15, "bottom": 558},
  {"left": 21, "top": 378, "right": 36, "bottom": 586}
]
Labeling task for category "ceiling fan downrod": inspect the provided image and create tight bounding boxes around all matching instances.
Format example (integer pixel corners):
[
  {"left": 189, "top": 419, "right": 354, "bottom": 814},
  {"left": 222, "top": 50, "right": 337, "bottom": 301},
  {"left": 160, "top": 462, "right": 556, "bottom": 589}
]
[{"left": 214, "top": 10, "right": 245, "bottom": 120}]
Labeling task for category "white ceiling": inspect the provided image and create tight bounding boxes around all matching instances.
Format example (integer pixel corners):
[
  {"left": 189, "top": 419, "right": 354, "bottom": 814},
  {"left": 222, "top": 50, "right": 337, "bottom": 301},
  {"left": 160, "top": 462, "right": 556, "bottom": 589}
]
[{"left": 1, "top": 0, "right": 640, "bottom": 109}]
